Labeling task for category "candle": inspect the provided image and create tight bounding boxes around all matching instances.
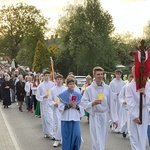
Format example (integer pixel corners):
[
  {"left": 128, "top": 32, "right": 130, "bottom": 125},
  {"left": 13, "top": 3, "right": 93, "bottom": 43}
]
[
  {"left": 98, "top": 93, "right": 104, "bottom": 101},
  {"left": 55, "top": 98, "right": 60, "bottom": 104},
  {"left": 46, "top": 90, "right": 50, "bottom": 96}
]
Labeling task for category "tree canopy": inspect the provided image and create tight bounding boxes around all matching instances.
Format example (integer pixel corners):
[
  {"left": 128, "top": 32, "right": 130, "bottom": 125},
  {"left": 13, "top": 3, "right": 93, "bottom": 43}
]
[
  {"left": 55, "top": 0, "right": 117, "bottom": 76},
  {"left": 0, "top": 3, "right": 48, "bottom": 59}
]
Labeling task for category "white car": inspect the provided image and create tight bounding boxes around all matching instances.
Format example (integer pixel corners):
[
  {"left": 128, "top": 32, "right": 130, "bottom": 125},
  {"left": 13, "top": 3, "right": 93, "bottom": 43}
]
[{"left": 75, "top": 76, "right": 86, "bottom": 90}]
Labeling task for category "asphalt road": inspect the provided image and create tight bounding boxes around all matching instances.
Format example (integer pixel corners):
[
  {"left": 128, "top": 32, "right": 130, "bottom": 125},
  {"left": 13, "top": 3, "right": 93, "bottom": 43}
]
[{"left": 1, "top": 102, "right": 150, "bottom": 150}]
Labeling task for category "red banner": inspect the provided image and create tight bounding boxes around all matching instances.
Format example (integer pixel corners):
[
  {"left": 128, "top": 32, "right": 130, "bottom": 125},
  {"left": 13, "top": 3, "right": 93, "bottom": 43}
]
[{"left": 135, "top": 51, "right": 150, "bottom": 90}]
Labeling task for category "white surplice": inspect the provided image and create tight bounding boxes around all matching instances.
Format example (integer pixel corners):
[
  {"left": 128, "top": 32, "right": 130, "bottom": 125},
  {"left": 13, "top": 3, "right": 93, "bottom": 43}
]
[
  {"left": 109, "top": 78, "right": 125, "bottom": 131},
  {"left": 36, "top": 81, "right": 55, "bottom": 136},
  {"left": 81, "top": 81, "right": 118, "bottom": 150},
  {"left": 126, "top": 80, "right": 150, "bottom": 150},
  {"left": 118, "top": 83, "right": 129, "bottom": 134},
  {"left": 49, "top": 85, "right": 66, "bottom": 140}
]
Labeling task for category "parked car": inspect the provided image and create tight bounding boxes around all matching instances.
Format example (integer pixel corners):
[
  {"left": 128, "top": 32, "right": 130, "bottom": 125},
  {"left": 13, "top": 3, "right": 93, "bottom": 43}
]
[{"left": 75, "top": 76, "right": 86, "bottom": 90}]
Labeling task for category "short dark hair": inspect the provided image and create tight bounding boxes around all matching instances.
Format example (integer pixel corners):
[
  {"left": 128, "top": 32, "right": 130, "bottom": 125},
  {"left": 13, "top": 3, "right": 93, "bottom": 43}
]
[
  {"left": 66, "top": 77, "right": 75, "bottom": 85},
  {"left": 115, "top": 69, "right": 122, "bottom": 74},
  {"left": 55, "top": 73, "right": 63, "bottom": 79},
  {"left": 93, "top": 66, "right": 104, "bottom": 76},
  {"left": 43, "top": 70, "right": 50, "bottom": 75}
]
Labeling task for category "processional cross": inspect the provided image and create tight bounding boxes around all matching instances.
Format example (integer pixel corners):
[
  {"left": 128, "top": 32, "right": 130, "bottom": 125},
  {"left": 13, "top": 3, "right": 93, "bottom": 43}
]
[{"left": 130, "top": 40, "right": 150, "bottom": 124}]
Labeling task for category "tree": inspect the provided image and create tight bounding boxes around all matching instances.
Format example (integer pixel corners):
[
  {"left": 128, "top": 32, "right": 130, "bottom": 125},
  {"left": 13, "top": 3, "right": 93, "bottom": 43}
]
[
  {"left": 32, "top": 40, "right": 50, "bottom": 72},
  {"left": 0, "top": 3, "right": 48, "bottom": 59},
  {"left": 16, "top": 25, "right": 45, "bottom": 68},
  {"left": 56, "top": 0, "right": 116, "bottom": 75}
]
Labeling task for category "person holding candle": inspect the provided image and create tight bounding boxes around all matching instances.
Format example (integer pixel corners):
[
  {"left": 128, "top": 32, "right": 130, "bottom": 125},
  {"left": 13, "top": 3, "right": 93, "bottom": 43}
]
[
  {"left": 49, "top": 73, "right": 66, "bottom": 147},
  {"left": 118, "top": 74, "right": 133, "bottom": 137},
  {"left": 36, "top": 70, "right": 55, "bottom": 138},
  {"left": 58, "top": 77, "right": 84, "bottom": 150},
  {"left": 81, "top": 66, "right": 118, "bottom": 150}
]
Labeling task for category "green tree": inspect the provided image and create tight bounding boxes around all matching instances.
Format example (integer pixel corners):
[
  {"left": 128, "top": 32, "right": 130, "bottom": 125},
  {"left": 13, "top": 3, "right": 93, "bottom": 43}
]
[
  {"left": 0, "top": 3, "right": 48, "bottom": 59},
  {"left": 16, "top": 25, "right": 45, "bottom": 68},
  {"left": 56, "top": 0, "right": 116, "bottom": 75},
  {"left": 32, "top": 40, "right": 49, "bottom": 72},
  {"left": 48, "top": 44, "right": 59, "bottom": 61}
]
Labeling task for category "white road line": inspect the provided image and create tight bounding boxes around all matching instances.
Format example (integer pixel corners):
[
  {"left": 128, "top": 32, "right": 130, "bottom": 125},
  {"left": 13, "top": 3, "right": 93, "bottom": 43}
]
[{"left": 0, "top": 107, "right": 23, "bottom": 150}]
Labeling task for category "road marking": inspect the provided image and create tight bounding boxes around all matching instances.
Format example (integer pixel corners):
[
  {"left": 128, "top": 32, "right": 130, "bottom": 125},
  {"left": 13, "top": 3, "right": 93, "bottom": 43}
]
[{"left": 0, "top": 107, "right": 23, "bottom": 150}]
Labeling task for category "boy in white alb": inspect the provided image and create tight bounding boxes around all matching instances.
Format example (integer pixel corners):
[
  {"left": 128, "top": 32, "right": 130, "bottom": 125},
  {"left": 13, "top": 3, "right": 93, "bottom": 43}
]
[
  {"left": 126, "top": 66, "right": 150, "bottom": 150},
  {"left": 81, "top": 66, "right": 118, "bottom": 150},
  {"left": 49, "top": 74, "right": 66, "bottom": 147},
  {"left": 119, "top": 74, "right": 133, "bottom": 137},
  {"left": 36, "top": 71, "right": 55, "bottom": 138},
  {"left": 109, "top": 69, "right": 125, "bottom": 132}
]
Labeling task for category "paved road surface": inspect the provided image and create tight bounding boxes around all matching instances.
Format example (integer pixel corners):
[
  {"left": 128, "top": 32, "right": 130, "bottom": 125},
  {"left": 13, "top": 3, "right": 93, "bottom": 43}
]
[{"left": 0, "top": 102, "right": 150, "bottom": 150}]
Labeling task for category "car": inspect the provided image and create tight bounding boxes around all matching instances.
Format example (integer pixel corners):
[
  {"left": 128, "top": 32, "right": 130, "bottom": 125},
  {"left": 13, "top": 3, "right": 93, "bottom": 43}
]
[{"left": 75, "top": 76, "right": 86, "bottom": 90}]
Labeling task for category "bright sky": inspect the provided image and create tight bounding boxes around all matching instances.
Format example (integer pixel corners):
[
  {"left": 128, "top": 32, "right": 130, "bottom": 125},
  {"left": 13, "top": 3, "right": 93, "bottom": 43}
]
[{"left": 0, "top": 0, "right": 150, "bottom": 37}]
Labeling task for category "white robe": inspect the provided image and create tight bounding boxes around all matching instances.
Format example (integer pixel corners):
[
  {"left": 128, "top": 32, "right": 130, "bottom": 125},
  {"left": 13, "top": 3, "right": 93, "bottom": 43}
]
[
  {"left": 81, "top": 81, "right": 118, "bottom": 150},
  {"left": 36, "top": 81, "right": 55, "bottom": 136},
  {"left": 109, "top": 78, "right": 125, "bottom": 131},
  {"left": 49, "top": 85, "right": 66, "bottom": 140},
  {"left": 119, "top": 83, "right": 128, "bottom": 133},
  {"left": 126, "top": 80, "right": 150, "bottom": 150}
]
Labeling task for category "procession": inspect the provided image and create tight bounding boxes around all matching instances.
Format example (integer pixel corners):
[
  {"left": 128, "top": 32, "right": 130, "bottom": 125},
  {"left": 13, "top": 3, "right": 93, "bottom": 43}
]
[
  {"left": 1, "top": 0, "right": 150, "bottom": 150},
  {"left": 0, "top": 44, "right": 150, "bottom": 150}
]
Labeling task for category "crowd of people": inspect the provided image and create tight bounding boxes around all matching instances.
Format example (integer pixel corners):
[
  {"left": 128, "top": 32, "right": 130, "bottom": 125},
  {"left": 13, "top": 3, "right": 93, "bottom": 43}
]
[{"left": 0, "top": 63, "right": 150, "bottom": 150}]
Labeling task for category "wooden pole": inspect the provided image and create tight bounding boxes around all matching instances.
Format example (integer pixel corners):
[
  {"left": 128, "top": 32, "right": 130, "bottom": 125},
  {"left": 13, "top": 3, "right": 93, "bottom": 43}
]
[{"left": 139, "top": 40, "right": 146, "bottom": 124}]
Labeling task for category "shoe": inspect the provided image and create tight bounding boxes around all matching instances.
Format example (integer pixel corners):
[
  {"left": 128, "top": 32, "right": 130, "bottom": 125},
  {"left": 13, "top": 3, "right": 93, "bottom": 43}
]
[
  {"left": 19, "top": 107, "right": 23, "bottom": 112},
  {"left": 50, "top": 136, "right": 55, "bottom": 140},
  {"left": 122, "top": 132, "right": 126, "bottom": 138},
  {"left": 3, "top": 105, "right": 6, "bottom": 108},
  {"left": 44, "top": 134, "right": 50, "bottom": 138},
  {"left": 7, "top": 106, "right": 9, "bottom": 108},
  {"left": 30, "top": 109, "right": 33, "bottom": 113},
  {"left": 53, "top": 141, "right": 60, "bottom": 147}
]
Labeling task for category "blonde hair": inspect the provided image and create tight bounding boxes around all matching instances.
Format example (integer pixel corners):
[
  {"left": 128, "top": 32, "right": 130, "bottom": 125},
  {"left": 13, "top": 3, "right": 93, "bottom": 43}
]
[
  {"left": 18, "top": 74, "right": 23, "bottom": 79},
  {"left": 93, "top": 66, "right": 104, "bottom": 76}
]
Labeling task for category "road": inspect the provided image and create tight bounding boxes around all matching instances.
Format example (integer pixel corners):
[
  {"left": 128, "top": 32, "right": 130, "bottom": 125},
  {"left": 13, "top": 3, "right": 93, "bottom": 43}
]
[{"left": 1, "top": 102, "right": 150, "bottom": 150}]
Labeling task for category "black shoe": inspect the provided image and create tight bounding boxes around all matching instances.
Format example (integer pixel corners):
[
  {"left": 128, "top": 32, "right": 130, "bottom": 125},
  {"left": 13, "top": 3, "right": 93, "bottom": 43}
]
[
  {"left": 3, "top": 105, "right": 6, "bottom": 108},
  {"left": 7, "top": 106, "right": 9, "bottom": 108},
  {"left": 19, "top": 107, "right": 23, "bottom": 112},
  {"left": 122, "top": 132, "right": 126, "bottom": 138}
]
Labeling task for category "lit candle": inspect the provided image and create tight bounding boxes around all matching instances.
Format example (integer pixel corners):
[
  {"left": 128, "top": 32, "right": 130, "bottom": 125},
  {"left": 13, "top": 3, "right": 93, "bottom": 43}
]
[
  {"left": 55, "top": 98, "right": 60, "bottom": 104},
  {"left": 46, "top": 90, "right": 50, "bottom": 96},
  {"left": 98, "top": 93, "right": 104, "bottom": 101}
]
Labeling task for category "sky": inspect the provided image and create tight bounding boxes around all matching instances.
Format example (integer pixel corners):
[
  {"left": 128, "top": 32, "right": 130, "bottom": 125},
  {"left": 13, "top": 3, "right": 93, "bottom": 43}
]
[{"left": 0, "top": 0, "right": 150, "bottom": 37}]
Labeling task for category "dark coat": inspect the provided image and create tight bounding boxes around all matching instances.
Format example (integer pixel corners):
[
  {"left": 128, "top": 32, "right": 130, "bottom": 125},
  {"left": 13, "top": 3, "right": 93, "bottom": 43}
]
[
  {"left": 2, "top": 80, "right": 11, "bottom": 106},
  {"left": 16, "top": 81, "right": 26, "bottom": 101}
]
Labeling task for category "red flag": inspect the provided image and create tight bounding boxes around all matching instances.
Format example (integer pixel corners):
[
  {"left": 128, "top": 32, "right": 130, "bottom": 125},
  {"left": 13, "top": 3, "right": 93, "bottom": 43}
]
[
  {"left": 135, "top": 51, "right": 150, "bottom": 90},
  {"left": 50, "top": 57, "right": 55, "bottom": 82}
]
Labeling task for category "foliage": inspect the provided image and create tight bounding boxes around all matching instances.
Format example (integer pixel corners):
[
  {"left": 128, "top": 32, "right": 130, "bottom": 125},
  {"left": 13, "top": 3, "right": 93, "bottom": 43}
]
[
  {"left": 48, "top": 44, "right": 59, "bottom": 61},
  {"left": 112, "top": 33, "right": 141, "bottom": 68},
  {"left": 56, "top": 0, "right": 117, "bottom": 76},
  {"left": 0, "top": 3, "right": 48, "bottom": 60},
  {"left": 32, "top": 40, "right": 50, "bottom": 72}
]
